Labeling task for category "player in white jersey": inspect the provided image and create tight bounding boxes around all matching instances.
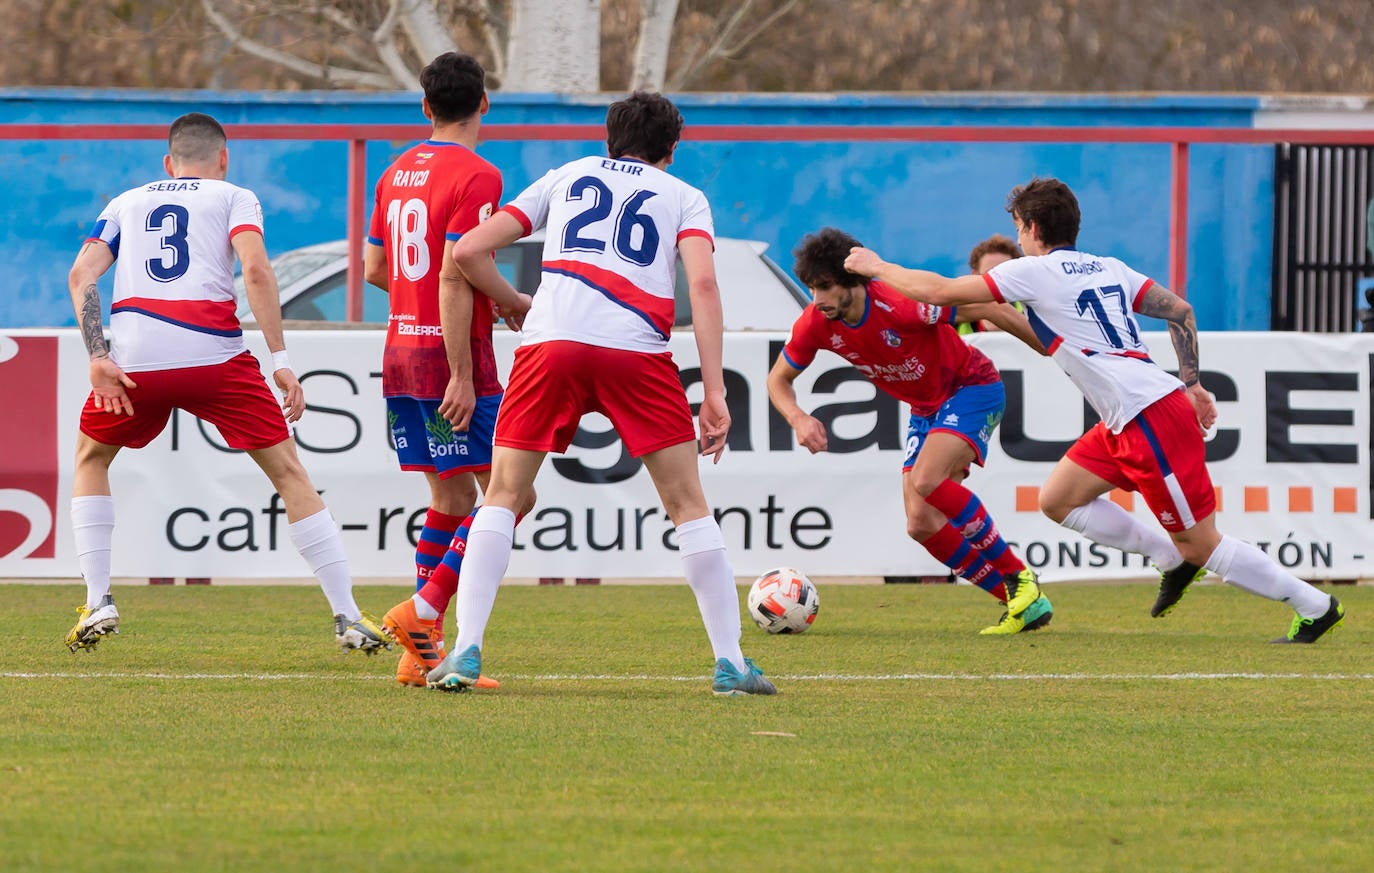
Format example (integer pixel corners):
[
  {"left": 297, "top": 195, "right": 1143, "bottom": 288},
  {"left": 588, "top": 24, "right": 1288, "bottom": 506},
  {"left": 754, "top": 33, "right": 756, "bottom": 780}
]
[
  {"left": 844, "top": 177, "right": 1343, "bottom": 644},
  {"left": 424, "top": 91, "right": 776, "bottom": 695},
  {"left": 63, "top": 112, "right": 391, "bottom": 655}
]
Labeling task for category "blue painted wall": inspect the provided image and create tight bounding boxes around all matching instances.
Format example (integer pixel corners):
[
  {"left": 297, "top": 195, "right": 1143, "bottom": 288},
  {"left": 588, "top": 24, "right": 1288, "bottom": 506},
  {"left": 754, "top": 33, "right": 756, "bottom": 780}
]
[{"left": 0, "top": 89, "right": 1269, "bottom": 330}]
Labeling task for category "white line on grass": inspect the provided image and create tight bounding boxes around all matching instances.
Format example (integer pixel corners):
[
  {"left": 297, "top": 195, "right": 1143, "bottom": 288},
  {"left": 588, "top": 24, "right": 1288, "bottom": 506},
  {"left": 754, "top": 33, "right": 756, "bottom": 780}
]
[{"left": 4, "top": 671, "right": 1374, "bottom": 682}]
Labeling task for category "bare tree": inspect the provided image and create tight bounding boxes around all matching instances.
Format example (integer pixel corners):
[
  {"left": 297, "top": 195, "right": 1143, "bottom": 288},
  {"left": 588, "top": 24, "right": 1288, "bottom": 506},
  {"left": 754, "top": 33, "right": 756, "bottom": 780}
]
[
  {"left": 3, "top": 0, "right": 1371, "bottom": 94},
  {"left": 502, "top": 0, "right": 601, "bottom": 92}
]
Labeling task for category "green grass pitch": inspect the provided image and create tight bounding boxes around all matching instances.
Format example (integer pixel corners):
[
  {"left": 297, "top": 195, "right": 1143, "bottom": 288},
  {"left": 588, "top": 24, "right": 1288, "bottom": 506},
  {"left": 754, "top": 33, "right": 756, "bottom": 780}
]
[{"left": 2, "top": 581, "right": 1370, "bottom": 872}]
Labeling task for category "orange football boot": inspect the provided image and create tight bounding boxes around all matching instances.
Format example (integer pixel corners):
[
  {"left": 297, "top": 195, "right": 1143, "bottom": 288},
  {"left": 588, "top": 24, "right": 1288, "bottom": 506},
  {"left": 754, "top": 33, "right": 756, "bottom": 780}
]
[
  {"left": 395, "top": 650, "right": 427, "bottom": 687},
  {"left": 384, "top": 598, "right": 501, "bottom": 689}
]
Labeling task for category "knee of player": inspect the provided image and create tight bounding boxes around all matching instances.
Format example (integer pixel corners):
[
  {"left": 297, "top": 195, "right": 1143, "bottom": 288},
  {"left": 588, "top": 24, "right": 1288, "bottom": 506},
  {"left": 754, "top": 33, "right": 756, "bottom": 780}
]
[
  {"left": 1038, "top": 492, "right": 1071, "bottom": 524},
  {"left": 905, "top": 504, "right": 945, "bottom": 541}
]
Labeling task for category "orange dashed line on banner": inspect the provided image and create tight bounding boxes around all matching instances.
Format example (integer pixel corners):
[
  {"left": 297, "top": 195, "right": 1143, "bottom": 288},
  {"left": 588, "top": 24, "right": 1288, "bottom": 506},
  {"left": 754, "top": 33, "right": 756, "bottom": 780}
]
[
  {"left": 1288, "top": 486, "right": 1313, "bottom": 513},
  {"left": 1109, "top": 489, "right": 1134, "bottom": 511},
  {"left": 1334, "top": 487, "right": 1358, "bottom": 514},
  {"left": 1010, "top": 484, "right": 1359, "bottom": 515}
]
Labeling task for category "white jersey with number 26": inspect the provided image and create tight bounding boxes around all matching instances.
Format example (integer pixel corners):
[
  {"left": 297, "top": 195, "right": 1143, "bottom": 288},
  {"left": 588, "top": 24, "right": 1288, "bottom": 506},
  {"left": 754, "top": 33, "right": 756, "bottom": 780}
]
[
  {"left": 86, "top": 178, "right": 262, "bottom": 373},
  {"left": 983, "top": 247, "right": 1184, "bottom": 433},
  {"left": 501, "top": 155, "right": 714, "bottom": 353}
]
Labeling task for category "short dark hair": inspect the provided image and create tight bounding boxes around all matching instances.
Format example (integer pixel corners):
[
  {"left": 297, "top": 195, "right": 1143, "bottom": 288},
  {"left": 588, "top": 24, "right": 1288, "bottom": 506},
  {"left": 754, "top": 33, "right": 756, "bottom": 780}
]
[
  {"left": 168, "top": 112, "right": 226, "bottom": 163},
  {"left": 967, "top": 233, "right": 1021, "bottom": 273},
  {"left": 1006, "top": 177, "right": 1080, "bottom": 247},
  {"left": 793, "top": 227, "right": 866, "bottom": 290},
  {"left": 420, "top": 52, "right": 486, "bottom": 123},
  {"left": 606, "top": 91, "right": 683, "bottom": 164}
]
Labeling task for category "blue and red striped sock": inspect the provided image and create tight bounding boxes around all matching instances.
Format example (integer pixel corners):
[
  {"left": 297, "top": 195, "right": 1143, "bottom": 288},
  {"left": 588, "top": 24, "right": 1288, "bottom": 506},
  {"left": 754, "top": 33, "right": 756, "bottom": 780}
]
[
  {"left": 918, "top": 523, "right": 1007, "bottom": 601},
  {"left": 926, "top": 479, "right": 1027, "bottom": 577}
]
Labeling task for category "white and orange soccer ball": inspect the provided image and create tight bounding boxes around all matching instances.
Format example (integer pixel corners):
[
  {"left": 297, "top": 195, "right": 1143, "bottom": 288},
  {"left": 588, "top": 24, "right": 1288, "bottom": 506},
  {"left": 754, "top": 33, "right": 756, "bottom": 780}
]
[{"left": 747, "top": 567, "right": 819, "bottom": 634}]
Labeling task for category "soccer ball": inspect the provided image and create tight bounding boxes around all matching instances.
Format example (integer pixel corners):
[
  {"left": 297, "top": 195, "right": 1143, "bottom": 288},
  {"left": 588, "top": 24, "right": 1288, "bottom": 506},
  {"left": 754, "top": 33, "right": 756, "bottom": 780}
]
[{"left": 747, "top": 567, "right": 819, "bottom": 634}]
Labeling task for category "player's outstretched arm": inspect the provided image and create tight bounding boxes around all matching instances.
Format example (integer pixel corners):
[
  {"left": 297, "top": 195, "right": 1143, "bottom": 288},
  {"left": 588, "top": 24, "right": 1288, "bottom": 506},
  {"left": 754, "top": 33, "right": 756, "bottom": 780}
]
[
  {"left": 765, "top": 355, "right": 828, "bottom": 453},
  {"left": 1136, "top": 282, "right": 1215, "bottom": 430},
  {"left": 451, "top": 211, "right": 530, "bottom": 318},
  {"left": 844, "top": 247, "right": 993, "bottom": 307},
  {"left": 234, "top": 230, "right": 305, "bottom": 422},
  {"left": 68, "top": 240, "right": 137, "bottom": 415},
  {"left": 680, "top": 236, "right": 730, "bottom": 463},
  {"left": 958, "top": 301, "right": 1048, "bottom": 355}
]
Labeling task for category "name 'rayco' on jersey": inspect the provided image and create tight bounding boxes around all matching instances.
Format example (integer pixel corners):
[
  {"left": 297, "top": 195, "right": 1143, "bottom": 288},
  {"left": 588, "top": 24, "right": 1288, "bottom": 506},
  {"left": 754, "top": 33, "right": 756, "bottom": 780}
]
[
  {"left": 392, "top": 169, "right": 431, "bottom": 187},
  {"left": 1060, "top": 259, "right": 1105, "bottom": 275}
]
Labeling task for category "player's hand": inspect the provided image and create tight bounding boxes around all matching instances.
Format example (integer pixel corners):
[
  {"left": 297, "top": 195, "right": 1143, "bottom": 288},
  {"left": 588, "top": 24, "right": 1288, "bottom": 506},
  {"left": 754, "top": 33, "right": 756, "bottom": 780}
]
[
  {"left": 698, "top": 390, "right": 731, "bottom": 464},
  {"left": 439, "top": 375, "right": 475, "bottom": 431},
  {"left": 1186, "top": 382, "right": 1217, "bottom": 432},
  {"left": 794, "top": 415, "right": 829, "bottom": 454},
  {"left": 89, "top": 356, "right": 138, "bottom": 416},
  {"left": 273, "top": 367, "right": 305, "bottom": 423},
  {"left": 497, "top": 292, "right": 534, "bottom": 332},
  {"left": 844, "top": 246, "right": 884, "bottom": 278}
]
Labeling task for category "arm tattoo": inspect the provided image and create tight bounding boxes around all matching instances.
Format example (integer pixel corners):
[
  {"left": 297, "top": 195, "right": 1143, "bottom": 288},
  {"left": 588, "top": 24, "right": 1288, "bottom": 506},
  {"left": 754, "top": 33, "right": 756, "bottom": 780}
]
[
  {"left": 1138, "top": 285, "right": 1200, "bottom": 385},
  {"left": 79, "top": 284, "right": 110, "bottom": 359}
]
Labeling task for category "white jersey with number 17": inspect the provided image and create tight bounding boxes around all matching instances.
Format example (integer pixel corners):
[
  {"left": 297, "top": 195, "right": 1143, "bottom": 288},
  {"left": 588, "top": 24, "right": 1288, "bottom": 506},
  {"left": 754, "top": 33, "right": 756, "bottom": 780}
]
[
  {"left": 501, "top": 155, "right": 714, "bottom": 353},
  {"left": 983, "top": 247, "right": 1184, "bottom": 433}
]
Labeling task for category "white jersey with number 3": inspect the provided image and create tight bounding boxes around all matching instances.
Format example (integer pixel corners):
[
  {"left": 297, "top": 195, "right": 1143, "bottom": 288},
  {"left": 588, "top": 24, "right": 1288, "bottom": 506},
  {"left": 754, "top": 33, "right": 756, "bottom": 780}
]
[
  {"left": 501, "top": 155, "right": 714, "bottom": 353},
  {"left": 86, "top": 178, "right": 262, "bottom": 372},
  {"left": 983, "top": 247, "right": 1184, "bottom": 433}
]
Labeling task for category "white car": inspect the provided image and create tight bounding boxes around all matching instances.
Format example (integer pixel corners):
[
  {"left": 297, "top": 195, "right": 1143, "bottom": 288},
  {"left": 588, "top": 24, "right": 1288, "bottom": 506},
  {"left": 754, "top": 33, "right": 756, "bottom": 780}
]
[{"left": 236, "top": 233, "right": 810, "bottom": 331}]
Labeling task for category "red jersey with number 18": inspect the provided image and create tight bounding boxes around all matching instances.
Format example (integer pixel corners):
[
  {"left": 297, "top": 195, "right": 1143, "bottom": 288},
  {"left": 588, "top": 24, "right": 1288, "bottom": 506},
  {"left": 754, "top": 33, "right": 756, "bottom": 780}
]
[{"left": 367, "top": 140, "right": 503, "bottom": 400}]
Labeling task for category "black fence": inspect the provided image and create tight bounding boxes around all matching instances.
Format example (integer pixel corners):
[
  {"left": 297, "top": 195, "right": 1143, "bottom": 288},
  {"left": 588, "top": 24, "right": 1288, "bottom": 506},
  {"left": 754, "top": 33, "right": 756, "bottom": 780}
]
[{"left": 1272, "top": 144, "right": 1374, "bottom": 332}]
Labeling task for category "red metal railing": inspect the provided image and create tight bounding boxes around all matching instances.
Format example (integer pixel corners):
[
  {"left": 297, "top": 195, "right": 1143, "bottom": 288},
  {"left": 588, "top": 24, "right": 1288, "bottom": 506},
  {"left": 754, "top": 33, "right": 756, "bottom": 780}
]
[{"left": 9, "top": 122, "right": 1374, "bottom": 319}]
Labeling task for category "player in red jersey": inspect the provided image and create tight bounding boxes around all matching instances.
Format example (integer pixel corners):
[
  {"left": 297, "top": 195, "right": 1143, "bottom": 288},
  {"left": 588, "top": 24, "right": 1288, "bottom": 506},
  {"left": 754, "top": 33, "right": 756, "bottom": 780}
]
[
  {"left": 362, "top": 53, "right": 533, "bottom": 687},
  {"left": 845, "top": 177, "right": 1343, "bottom": 643},
  {"left": 426, "top": 91, "right": 776, "bottom": 695},
  {"left": 768, "top": 227, "right": 1050, "bottom": 635},
  {"left": 63, "top": 112, "right": 390, "bottom": 655}
]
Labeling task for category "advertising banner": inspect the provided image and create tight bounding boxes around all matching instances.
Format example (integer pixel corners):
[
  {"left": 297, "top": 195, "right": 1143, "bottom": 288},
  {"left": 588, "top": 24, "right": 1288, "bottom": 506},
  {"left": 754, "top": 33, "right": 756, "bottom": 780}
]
[{"left": 1, "top": 329, "right": 1369, "bottom": 582}]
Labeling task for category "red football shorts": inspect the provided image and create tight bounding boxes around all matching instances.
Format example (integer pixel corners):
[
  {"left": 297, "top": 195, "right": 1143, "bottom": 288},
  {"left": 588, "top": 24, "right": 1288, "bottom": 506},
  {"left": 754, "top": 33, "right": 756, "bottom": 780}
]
[
  {"left": 1066, "top": 388, "right": 1216, "bottom": 531},
  {"left": 495, "top": 340, "right": 696, "bottom": 458},
  {"left": 79, "top": 352, "right": 290, "bottom": 450}
]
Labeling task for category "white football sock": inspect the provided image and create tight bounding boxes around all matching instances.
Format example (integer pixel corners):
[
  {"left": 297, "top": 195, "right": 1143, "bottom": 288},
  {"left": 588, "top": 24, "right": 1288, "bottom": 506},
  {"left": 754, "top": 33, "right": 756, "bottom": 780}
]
[
  {"left": 451, "top": 506, "right": 516, "bottom": 655},
  {"left": 678, "top": 515, "right": 746, "bottom": 673},
  {"left": 412, "top": 594, "right": 439, "bottom": 621},
  {"left": 71, "top": 496, "right": 115, "bottom": 609},
  {"left": 288, "top": 508, "right": 359, "bottom": 620},
  {"left": 1203, "top": 534, "right": 1331, "bottom": 618},
  {"left": 1062, "top": 498, "right": 1184, "bottom": 569}
]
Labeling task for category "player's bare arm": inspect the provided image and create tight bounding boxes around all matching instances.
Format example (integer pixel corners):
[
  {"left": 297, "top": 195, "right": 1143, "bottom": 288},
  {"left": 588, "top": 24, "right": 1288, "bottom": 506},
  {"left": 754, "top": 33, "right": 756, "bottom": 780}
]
[
  {"left": 450, "top": 211, "right": 533, "bottom": 323},
  {"left": 958, "top": 301, "right": 1049, "bottom": 355},
  {"left": 68, "top": 239, "right": 137, "bottom": 415},
  {"left": 233, "top": 229, "right": 305, "bottom": 422},
  {"left": 765, "top": 355, "right": 828, "bottom": 453},
  {"left": 363, "top": 241, "right": 389, "bottom": 293},
  {"left": 680, "top": 235, "right": 730, "bottom": 463},
  {"left": 843, "top": 247, "right": 993, "bottom": 306},
  {"left": 1136, "top": 282, "right": 1216, "bottom": 429},
  {"left": 437, "top": 240, "right": 477, "bottom": 431}
]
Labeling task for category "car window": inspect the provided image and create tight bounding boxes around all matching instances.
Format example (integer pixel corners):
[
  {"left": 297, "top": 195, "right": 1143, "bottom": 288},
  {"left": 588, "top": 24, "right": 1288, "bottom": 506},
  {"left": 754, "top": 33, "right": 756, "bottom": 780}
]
[
  {"left": 283, "top": 274, "right": 390, "bottom": 323},
  {"left": 273, "top": 251, "right": 343, "bottom": 290}
]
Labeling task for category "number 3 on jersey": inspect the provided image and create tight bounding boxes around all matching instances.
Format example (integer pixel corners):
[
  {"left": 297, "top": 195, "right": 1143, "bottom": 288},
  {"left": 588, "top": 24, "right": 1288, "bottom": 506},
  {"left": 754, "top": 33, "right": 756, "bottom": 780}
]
[
  {"left": 145, "top": 204, "right": 190, "bottom": 283},
  {"left": 385, "top": 197, "right": 431, "bottom": 282},
  {"left": 562, "top": 176, "right": 660, "bottom": 267}
]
